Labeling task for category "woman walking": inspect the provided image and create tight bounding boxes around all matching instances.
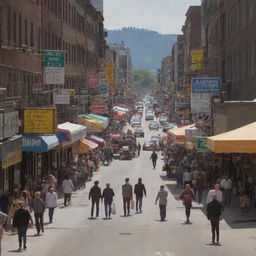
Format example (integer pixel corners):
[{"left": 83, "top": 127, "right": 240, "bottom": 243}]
[
  {"left": 180, "top": 184, "right": 194, "bottom": 224},
  {"left": 46, "top": 187, "right": 58, "bottom": 223}
]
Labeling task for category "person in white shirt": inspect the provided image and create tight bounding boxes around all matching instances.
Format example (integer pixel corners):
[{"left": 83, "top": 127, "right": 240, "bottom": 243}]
[
  {"left": 61, "top": 175, "right": 74, "bottom": 206},
  {"left": 46, "top": 187, "right": 58, "bottom": 223},
  {"left": 155, "top": 185, "right": 168, "bottom": 222},
  {"left": 207, "top": 184, "right": 223, "bottom": 204},
  {"left": 183, "top": 168, "right": 192, "bottom": 187},
  {"left": 220, "top": 176, "right": 232, "bottom": 206}
]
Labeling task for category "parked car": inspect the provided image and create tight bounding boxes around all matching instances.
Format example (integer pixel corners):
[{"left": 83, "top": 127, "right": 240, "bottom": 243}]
[
  {"left": 143, "top": 139, "right": 160, "bottom": 151},
  {"left": 134, "top": 126, "right": 144, "bottom": 137},
  {"left": 149, "top": 121, "right": 160, "bottom": 130},
  {"left": 145, "top": 111, "right": 154, "bottom": 121}
]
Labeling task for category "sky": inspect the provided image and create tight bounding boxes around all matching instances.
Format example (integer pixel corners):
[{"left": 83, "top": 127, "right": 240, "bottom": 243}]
[{"left": 104, "top": 0, "right": 201, "bottom": 34}]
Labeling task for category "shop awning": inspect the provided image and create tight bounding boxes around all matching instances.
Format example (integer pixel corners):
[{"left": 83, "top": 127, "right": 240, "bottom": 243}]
[
  {"left": 113, "top": 106, "right": 129, "bottom": 113},
  {"left": 167, "top": 124, "right": 195, "bottom": 143},
  {"left": 79, "top": 114, "right": 109, "bottom": 128},
  {"left": 90, "top": 135, "right": 104, "bottom": 143},
  {"left": 207, "top": 122, "right": 256, "bottom": 153},
  {"left": 56, "top": 122, "right": 87, "bottom": 142},
  {"left": 78, "top": 118, "right": 103, "bottom": 133},
  {"left": 23, "top": 135, "right": 59, "bottom": 152},
  {"left": 74, "top": 138, "right": 98, "bottom": 153},
  {"left": 114, "top": 111, "right": 126, "bottom": 120},
  {"left": 110, "top": 134, "right": 122, "bottom": 139}
]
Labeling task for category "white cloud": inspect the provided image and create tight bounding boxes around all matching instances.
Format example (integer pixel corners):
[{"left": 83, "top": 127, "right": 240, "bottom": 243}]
[{"left": 104, "top": 0, "right": 201, "bottom": 34}]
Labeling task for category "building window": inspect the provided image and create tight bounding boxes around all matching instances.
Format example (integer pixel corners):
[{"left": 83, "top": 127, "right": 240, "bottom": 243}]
[
  {"left": 18, "top": 14, "right": 22, "bottom": 46},
  {"left": 24, "top": 19, "right": 28, "bottom": 45},
  {"left": 13, "top": 12, "right": 17, "bottom": 45},
  {"left": 30, "top": 23, "right": 34, "bottom": 47},
  {"left": 7, "top": 8, "right": 11, "bottom": 43}
]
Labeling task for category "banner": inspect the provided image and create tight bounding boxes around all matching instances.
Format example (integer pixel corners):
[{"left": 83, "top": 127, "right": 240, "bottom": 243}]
[
  {"left": 43, "top": 51, "right": 65, "bottom": 85},
  {"left": 107, "top": 63, "right": 114, "bottom": 86}
]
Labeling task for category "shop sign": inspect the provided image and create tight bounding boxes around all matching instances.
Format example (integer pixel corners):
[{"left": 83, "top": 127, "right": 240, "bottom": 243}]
[
  {"left": 87, "top": 72, "right": 98, "bottom": 89},
  {"left": 107, "top": 63, "right": 114, "bottom": 86},
  {"left": 23, "top": 109, "right": 56, "bottom": 134},
  {"left": 192, "top": 78, "right": 221, "bottom": 94},
  {"left": 191, "top": 93, "right": 211, "bottom": 114},
  {"left": 191, "top": 63, "right": 202, "bottom": 71},
  {"left": 191, "top": 49, "right": 204, "bottom": 64},
  {"left": 196, "top": 137, "right": 208, "bottom": 151},
  {"left": 2, "top": 149, "right": 22, "bottom": 169},
  {"left": 53, "top": 89, "right": 70, "bottom": 104},
  {"left": 43, "top": 51, "right": 65, "bottom": 85},
  {"left": 0, "top": 111, "right": 19, "bottom": 140}
]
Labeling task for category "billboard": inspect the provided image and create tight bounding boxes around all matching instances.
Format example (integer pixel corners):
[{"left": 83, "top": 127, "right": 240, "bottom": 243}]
[
  {"left": 192, "top": 78, "right": 221, "bottom": 94},
  {"left": 23, "top": 109, "right": 56, "bottom": 134},
  {"left": 43, "top": 51, "right": 65, "bottom": 85}
]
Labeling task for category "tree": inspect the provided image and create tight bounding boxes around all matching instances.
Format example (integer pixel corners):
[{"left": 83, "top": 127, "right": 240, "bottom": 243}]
[{"left": 133, "top": 70, "right": 157, "bottom": 90}]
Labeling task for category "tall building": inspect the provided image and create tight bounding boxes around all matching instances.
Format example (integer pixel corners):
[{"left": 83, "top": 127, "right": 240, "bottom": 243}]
[{"left": 89, "top": 0, "right": 103, "bottom": 13}]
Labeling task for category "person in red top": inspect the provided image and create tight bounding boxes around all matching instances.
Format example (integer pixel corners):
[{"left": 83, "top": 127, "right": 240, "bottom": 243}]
[{"left": 180, "top": 184, "right": 194, "bottom": 224}]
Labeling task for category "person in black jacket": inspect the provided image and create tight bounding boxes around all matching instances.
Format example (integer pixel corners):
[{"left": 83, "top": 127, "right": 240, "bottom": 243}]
[
  {"left": 150, "top": 150, "right": 158, "bottom": 169},
  {"left": 0, "top": 189, "right": 9, "bottom": 214},
  {"left": 101, "top": 183, "right": 115, "bottom": 219},
  {"left": 206, "top": 194, "right": 222, "bottom": 245},
  {"left": 134, "top": 178, "right": 146, "bottom": 213},
  {"left": 89, "top": 181, "right": 101, "bottom": 218},
  {"left": 13, "top": 201, "right": 33, "bottom": 251}
]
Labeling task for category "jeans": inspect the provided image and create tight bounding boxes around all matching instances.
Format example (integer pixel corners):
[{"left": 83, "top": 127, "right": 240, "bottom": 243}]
[
  {"left": 185, "top": 203, "right": 192, "bottom": 221},
  {"left": 48, "top": 208, "right": 55, "bottom": 222},
  {"left": 197, "top": 190, "right": 203, "bottom": 203},
  {"left": 64, "top": 193, "right": 71, "bottom": 206},
  {"left": 210, "top": 217, "right": 220, "bottom": 242},
  {"left": 136, "top": 196, "right": 143, "bottom": 212},
  {"left": 152, "top": 160, "right": 157, "bottom": 169},
  {"left": 34, "top": 212, "right": 44, "bottom": 233},
  {"left": 91, "top": 199, "right": 100, "bottom": 217},
  {"left": 223, "top": 189, "right": 232, "bottom": 206},
  {"left": 17, "top": 226, "right": 28, "bottom": 247},
  {"left": 104, "top": 202, "right": 112, "bottom": 217},
  {"left": 159, "top": 204, "right": 166, "bottom": 220},
  {"left": 123, "top": 198, "right": 131, "bottom": 215}
]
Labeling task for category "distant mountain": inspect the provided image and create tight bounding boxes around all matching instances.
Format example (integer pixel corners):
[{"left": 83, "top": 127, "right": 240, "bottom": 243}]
[{"left": 106, "top": 27, "right": 177, "bottom": 72}]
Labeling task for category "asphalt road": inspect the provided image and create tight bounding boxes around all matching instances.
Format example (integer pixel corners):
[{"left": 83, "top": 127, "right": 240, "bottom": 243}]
[{"left": 3, "top": 115, "right": 256, "bottom": 256}]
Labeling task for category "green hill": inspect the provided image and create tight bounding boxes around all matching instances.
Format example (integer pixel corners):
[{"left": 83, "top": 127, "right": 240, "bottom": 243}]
[{"left": 106, "top": 27, "right": 177, "bottom": 72}]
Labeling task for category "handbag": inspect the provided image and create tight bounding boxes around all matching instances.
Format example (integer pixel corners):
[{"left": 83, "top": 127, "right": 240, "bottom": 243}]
[
  {"left": 130, "top": 200, "right": 134, "bottom": 210},
  {"left": 111, "top": 203, "right": 116, "bottom": 215}
]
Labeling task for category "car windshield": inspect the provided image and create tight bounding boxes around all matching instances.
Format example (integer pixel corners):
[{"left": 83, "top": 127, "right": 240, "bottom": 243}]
[{"left": 135, "top": 127, "right": 143, "bottom": 131}]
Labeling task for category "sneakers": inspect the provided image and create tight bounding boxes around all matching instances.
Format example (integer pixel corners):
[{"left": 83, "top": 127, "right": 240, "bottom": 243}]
[{"left": 24, "top": 245, "right": 27, "bottom": 250}]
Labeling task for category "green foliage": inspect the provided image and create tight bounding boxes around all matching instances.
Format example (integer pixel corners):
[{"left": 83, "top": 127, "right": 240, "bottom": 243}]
[
  {"left": 107, "top": 27, "right": 177, "bottom": 72},
  {"left": 133, "top": 70, "right": 157, "bottom": 89}
]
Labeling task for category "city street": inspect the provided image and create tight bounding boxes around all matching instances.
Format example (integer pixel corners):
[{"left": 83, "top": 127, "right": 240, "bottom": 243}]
[{"left": 2, "top": 119, "right": 256, "bottom": 256}]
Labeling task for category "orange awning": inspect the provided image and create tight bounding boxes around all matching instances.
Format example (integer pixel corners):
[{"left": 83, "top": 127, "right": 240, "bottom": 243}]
[{"left": 74, "top": 138, "right": 98, "bottom": 153}]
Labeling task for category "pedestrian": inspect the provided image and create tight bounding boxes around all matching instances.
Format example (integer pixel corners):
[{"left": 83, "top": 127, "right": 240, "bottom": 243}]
[
  {"left": 196, "top": 171, "right": 205, "bottom": 204},
  {"left": 137, "top": 142, "right": 141, "bottom": 157},
  {"left": 89, "top": 181, "right": 101, "bottom": 218},
  {"left": 0, "top": 189, "right": 9, "bottom": 214},
  {"left": 176, "top": 163, "right": 184, "bottom": 189},
  {"left": 220, "top": 176, "right": 232, "bottom": 206},
  {"left": 8, "top": 189, "right": 20, "bottom": 233},
  {"left": 155, "top": 185, "right": 168, "bottom": 222},
  {"left": 61, "top": 175, "right": 74, "bottom": 206},
  {"left": 32, "top": 192, "right": 45, "bottom": 236},
  {"left": 183, "top": 168, "right": 192, "bottom": 187},
  {"left": 134, "top": 178, "right": 146, "bottom": 213},
  {"left": 46, "top": 187, "right": 58, "bottom": 223},
  {"left": 122, "top": 178, "right": 133, "bottom": 216},
  {"left": 13, "top": 201, "right": 33, "bottom": 251},
  {"left": 101, "top": 183, "right": 115, "bottom": 219},
  {"left": 20, "top": 190, "right": 32, "bottom": 212},
  {"left": 0, "top": 210, "right": 7, "bottom": 256},
  {"left": 207, "top": 184, "right": 223, "bottom": 204},
  {"left": 207, "top": 194, "right": 222, "bottom": 245},
  {"left": 180, "top": 184, "right": 194, "bottom": 224},
  {"left": 150, "top": 150, "right": 158, "bottom": 169}
]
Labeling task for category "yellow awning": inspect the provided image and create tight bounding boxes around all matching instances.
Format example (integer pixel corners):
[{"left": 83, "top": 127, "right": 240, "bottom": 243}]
[
  {"left": 167, "top": 124, "right": 195, "bottom": 143},
  {"left": 207, "top": 122, "right": 256, "bottom": 153},
  {"left": 78, "top": 118, "right": 103, "bottom": 133},
  {"left": 74, "top": 139, "right": 98, "bottom": 154}
]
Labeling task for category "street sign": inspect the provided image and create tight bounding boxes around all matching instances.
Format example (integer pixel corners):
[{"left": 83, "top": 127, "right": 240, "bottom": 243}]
[
  {"left": 43, "top": 51, "right": 65, "bottom": 85},
  {"left": 191, "top": 78, "right": 221, "bottom": 94},
  {"left": 53, "top": 89, "right": 70, "bottom": 104}
]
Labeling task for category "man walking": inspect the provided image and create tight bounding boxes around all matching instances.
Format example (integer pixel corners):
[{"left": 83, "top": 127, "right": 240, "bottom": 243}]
[
  {"left": 89, "top": 181, "right": 101, "bottom": 218},
  {"left": 13, "top": 201, "right": 33, "bottom": 251},
  {"left": 155, "top": 185, "right": 168, "bottom": 221},
  {"left": 137, "top": 143, "right": 141, "bottom": 157},
  {"left": 150, "top": 150, "right": 158, "bottom": 169},
  {"left": 220, "top": 176, "right": 232, "bottom": 206},
  {"left": 122, "top": 178, "right": 133, "bottom": 216},
  {"left": 62, "top": 175, "right": 74, "bottom": 206},
  {"left": 134, "top": 178, "right": 146, "bottom": 213},
  {"left": 32, "top": 192, "right": 45, "bottom": 235},
  {"left": 101, "top": 183, "right": 115, "bottom": 219},
  {"left": 46, "top": 187, "right": 58, "bottom": 223},
  {"left": 207, "top": 194, "right": 222, "bottom": 245}
]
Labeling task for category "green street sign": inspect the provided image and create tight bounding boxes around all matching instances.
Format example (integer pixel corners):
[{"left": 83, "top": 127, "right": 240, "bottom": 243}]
[
  {"left": 196, "top": 137, "right": 208, "bottom": 151},
  {"left": 44, "top": 51, "right": 65, "bottom": 68}
]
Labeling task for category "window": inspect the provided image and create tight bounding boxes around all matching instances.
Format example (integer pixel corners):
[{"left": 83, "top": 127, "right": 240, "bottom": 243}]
[
  {"left": 30, "top": 22, "right": 34, "bottom": 47},
  {"left": 7, "top": 8, "right": 11, "bottom": 42},
  {"left": 18, "top": 14, "right": 22, "bottom": 46},
  {"left": 24, "top": 19, "right": 28, "bottom": 45},
  {"left": 13, "top": 12, "right": 17, "bottom": 45}
]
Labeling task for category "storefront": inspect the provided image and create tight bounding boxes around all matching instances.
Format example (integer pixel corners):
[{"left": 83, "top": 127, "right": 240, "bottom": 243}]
[
  {"left": 22, "top": 135, "right": 59, "bottom": 190},
  {"left": 0, "top": 135, "right": 23, "bottom": 192}
]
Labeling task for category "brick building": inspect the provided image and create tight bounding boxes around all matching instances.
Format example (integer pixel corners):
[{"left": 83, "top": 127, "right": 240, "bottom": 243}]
[{"left": 202, "top": 0, "right": 256, "bottom": 100}]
